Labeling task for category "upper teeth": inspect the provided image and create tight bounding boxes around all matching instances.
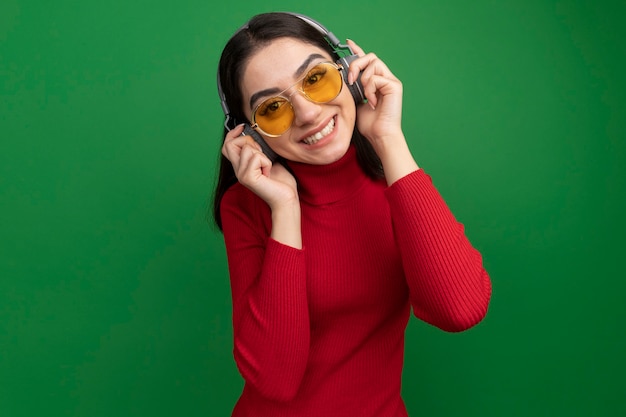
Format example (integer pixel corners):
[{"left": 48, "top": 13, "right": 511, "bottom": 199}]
[{"left": 303, "top": 118, "right": 335, "bottom": 145}]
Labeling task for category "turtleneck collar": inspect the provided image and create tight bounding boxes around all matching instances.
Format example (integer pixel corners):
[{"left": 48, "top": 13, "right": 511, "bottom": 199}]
[{"left": 286, "top": 145, "right": 371, "bottom": 206}]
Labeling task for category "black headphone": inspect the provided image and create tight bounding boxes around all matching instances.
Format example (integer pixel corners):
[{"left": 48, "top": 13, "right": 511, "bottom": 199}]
[{"left": 217, "top": 12, "right": 365, "bottom": 162}]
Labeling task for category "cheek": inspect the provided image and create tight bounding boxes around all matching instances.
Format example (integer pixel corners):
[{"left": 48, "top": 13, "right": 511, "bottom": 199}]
[
  {"left": 340, "top": 84, "right": 357, "bottom": 110},
  {"left": 341, "top": 93, "right": 357, "bottom": 125}
]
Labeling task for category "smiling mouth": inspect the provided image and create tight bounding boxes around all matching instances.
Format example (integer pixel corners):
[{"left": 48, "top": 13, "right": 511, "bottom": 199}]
[{"left": 302, "top": 117, "right": 335, "bottom": 145}]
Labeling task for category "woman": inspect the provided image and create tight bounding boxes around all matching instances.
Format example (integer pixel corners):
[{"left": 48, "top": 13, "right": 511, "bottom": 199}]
[{"left": 213, "top": 11, "right": 491, "bottom": 417}]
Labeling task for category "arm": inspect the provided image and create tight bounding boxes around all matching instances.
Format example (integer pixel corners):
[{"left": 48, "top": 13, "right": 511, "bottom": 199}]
[
  {"left": 346, "top": 40, "right": 490, "bottom": 331},
  {"left": 220, "top": 125, "right": 309, "bottom": 400},
  {"left": 221, "top": 187, "right": 310, "bottom": 401},
  {"left": 385, "top": 170, "right": 491, "bottom": 332}
]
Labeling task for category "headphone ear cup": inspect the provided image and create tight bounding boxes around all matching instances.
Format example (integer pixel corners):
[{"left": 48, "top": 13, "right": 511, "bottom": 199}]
[
  {"left": 242, "top": 124, "right": 279, "bottom": 163},
  {"left": 337, "top": 55, "right": 366, "bottom": 104}
]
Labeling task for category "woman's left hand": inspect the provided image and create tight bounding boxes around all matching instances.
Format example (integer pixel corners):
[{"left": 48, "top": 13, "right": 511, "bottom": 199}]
[
  {"left": 347, "top": 39, "right": 419, "bottom": 185},
  {"left": 347, "top": 39, "right": 404, "bottom": 150}
]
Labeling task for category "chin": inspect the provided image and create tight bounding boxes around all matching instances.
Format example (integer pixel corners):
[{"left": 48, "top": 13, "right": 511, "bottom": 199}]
[{"left": 307, "top": 141, "right": 351, "bottom": 165}]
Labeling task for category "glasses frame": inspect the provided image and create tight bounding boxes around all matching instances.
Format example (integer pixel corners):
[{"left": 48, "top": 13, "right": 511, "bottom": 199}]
[{"left": 250, "top": 61, "right": 345, "bottom": 137}]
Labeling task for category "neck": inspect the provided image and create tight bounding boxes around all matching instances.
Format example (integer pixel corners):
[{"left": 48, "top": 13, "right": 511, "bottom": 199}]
[{"left": 286, "top": 145, "right": 370, "bottom": 205}]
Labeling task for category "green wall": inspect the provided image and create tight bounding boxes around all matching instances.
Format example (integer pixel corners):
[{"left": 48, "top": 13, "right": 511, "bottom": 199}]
[{"left": 1, "top": 0, "right": 624, "bottom": 416}]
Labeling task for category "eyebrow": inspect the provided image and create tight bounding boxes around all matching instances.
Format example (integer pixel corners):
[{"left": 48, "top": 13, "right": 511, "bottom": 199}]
[{"left": 248, "top": 53, "right": 327, "bottom": 110}]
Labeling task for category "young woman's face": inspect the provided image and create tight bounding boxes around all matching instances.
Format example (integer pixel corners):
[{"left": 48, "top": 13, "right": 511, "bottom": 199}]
[{"left": 240, "top": 38, "right": 357, "bottom": 165}]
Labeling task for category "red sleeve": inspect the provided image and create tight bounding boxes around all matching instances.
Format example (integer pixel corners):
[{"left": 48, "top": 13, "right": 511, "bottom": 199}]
[
  {"left": 221, "top": 185, "right": 310, "bottom": 401},
  {"left": 385, "top": 170, "right": 492, "bottom": 332}
]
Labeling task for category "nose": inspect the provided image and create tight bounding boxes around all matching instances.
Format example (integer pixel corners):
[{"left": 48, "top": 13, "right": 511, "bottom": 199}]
[{"left": 289, "top": 92, "right": 321, "bottom": 127}]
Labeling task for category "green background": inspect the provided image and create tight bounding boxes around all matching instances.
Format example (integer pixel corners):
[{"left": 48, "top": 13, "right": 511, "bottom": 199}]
[{"left": 1, "top": 0, "right": 624, "bottom": 416}]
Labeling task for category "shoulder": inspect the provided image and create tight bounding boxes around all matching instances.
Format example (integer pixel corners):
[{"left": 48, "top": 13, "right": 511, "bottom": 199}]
[
  {"left": 221, "top": 182, "right": 272, "bottom": 235},
  {"left": 222, "top": 182, "right": 258, "bottom": 208}
]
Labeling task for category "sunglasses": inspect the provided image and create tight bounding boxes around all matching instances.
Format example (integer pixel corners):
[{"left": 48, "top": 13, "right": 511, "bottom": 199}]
[{"left": 250, "top": 61, "right": 344, "bottom": 137}]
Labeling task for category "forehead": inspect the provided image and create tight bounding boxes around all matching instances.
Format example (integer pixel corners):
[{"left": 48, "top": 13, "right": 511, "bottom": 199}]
[{"left": 241, "top": 38, "right": 333, "bottom": 97}]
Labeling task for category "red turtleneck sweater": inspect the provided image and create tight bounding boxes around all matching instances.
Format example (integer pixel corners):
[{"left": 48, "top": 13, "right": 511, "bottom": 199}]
[{"left": 220, "top": 145, "right": 491, "bottom": 417}]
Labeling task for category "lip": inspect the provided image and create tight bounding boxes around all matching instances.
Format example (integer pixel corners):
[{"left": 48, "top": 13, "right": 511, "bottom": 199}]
[{"left": 298, "top": 115, "right": 337, "bottom": 146}]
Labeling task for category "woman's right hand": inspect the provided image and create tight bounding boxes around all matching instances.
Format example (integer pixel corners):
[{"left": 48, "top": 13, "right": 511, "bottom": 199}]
[{"left": 222, "top": 124, "right": 299, "bottom": 210}]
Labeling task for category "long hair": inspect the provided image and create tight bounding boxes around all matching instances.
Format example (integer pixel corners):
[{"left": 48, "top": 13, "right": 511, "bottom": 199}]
[{"left": 212, "top": 12, "right": 383, "bottom": 231}]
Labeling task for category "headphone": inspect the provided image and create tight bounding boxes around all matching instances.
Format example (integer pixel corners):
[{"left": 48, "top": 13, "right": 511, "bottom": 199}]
[{"left": 217, "top": 12, "right": 365, "bottom": 162}]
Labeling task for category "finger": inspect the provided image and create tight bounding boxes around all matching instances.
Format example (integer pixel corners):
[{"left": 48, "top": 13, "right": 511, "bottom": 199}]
[
  {"left": 226, "top": 123, "right": 245, "bottom": 139},
  {"left": 346, "top": 53, "right": 388, "bottom": 90},
  {"left": 355, "top": 54, "right": 395, "bottom": 82},
  {"left": 238, "top": 141, "right": 261, "bottom": 164},
  {"left": 239, "top": 141, "right": 271, "bottom": 169},
  {"left": 362, "top": 74, "right": 386, "bottom": 108},
  {"left": 222, "top": 134, "right": 241, "bottom": 163},
  {"left": 222, "top": 126, "right": 262, "bottom": 160},
  {"left": 238, "top": 143, "right": 272, "bottom": 179},
  {"left": 222, "top": 124, "right": 244, "bottom": 156},
  {"left": 371, "top": 73, "right": 404, "bottom": 106},
  {"left": 346, "top": 39, "right": 365, "bottom": 57}
]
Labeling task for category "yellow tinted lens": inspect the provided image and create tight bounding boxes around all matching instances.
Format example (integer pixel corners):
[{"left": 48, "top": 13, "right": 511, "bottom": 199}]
[
  {"left": 254, "top": 97, "right": 294, "bottom": 136},
  {"left": 302, "top": 62, "right": 343, "bottom": 103}
]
